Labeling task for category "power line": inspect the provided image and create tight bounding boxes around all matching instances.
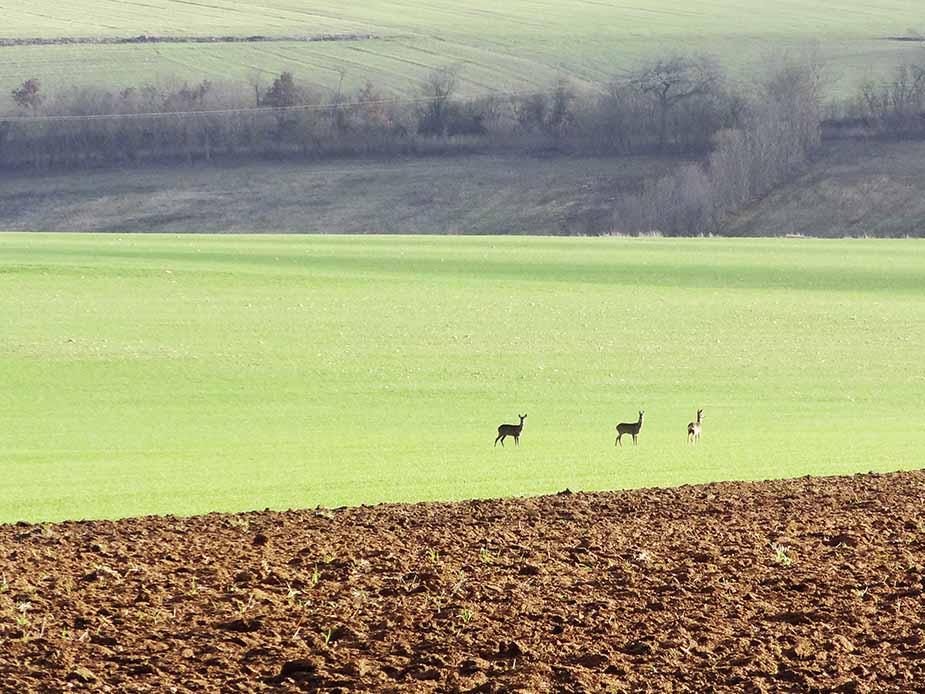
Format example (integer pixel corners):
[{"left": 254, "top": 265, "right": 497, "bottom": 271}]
[{"left": 1, "top": 86, "right": 575, "bottom": 124}]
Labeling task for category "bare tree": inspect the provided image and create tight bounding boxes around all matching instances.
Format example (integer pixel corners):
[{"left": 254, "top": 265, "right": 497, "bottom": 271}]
[
  {"left": 416, "top": 67, "right": 457, "bottom": 135},
  {"left": 330, "top": 68, "right": 350, "bottom": 135},
  {"left": 12, "top": 79, "right": 43, "bottom": 114},
  {"left": 246, "top": 69, "right": 265, "bottom": 107},
  {"left": 545, "top": 79, "right": 576, "bottom": 138},
  {"left": 263, "top": 72, "right": 303, "bottom": 147},
  {"left": 627, "top": 55, "right": 723, "bottom": 150}
]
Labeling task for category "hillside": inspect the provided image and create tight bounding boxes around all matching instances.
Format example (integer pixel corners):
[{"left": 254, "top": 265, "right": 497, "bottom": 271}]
[
  {"left": 728, "top": 140, "right": 925, "bottom": 237},
  {"left": 0, "top": 154, "right": 682, "bottom": 235},
  {"left": 4, "top": 140, "right": 925, "bottom": 237},
  {"left": 1, "top": 1, "right": 923, "bottom": 106}
]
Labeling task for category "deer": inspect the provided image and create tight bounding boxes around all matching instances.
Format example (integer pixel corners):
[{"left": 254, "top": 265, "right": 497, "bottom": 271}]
[
  {"left": 494, "top": 414, "right": 526, "bottom": 447},
  {"left": 688, "top": 408, "right": 703, "bottom": 444},
  {"left": 615, "top": 411, "right": 644, "bottom": 446}
]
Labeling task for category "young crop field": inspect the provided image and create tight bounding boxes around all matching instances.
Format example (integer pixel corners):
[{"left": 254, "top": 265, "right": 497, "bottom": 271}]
[
  {"left": 1, "top": 1, "right": 923, "bottom": 104},
  {"left": 1, "top": 234, "right": 923, "bottom": 524}
]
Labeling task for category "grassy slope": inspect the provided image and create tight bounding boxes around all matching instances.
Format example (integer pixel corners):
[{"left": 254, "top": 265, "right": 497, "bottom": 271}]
[
  {"left": 728, "top": 140, "right": 925, "bottom": 237},
  {"left": 0, "top": 155, "right": 683, "bottom": 235},
  {"left": 1, "top": 1, "right": 923, "bottom": 104},
  {"left": 1, "top": 234, "right": 923, "bottom": 523},
  {"left": 6, "top": 1, "right": 920, "bottom": 39},
  {"left": 5, "top": 140, "right": 925, "bottom": 237}
]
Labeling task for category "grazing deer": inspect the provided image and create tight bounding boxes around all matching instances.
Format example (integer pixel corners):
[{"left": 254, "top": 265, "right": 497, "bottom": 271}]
[
  {"left": 494, "top": 414, "right": 527, "bottom": 447},
  {"left": 688, "top": 409, "right": 703, "bottom": 444},
  {"left": 615, "top": 411, "right": 644, "bottom": 446}
]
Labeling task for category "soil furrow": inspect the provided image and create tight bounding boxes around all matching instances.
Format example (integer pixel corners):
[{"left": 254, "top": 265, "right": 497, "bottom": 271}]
[{"left": 2, "top": 471, "right": 925, "bottom": 692}]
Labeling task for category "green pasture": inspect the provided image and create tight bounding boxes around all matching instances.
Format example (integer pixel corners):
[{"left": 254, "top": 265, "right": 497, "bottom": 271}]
[
  {"left": 8, "top": 0, "right": 918, "bottom": 40},
  {"left": 1, "top": 1, "right": 924, "bottom": 105},
  {"left": 1, "top": 234, "right": 923, "bottom": 523}
]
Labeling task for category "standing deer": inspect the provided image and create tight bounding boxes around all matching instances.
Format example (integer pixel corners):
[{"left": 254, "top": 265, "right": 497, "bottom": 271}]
[
  {"left": 688, "top": 409, "right": 703, "bottom": 443},
  {"left": 615, "top": 411, "right": 644, "bottom": 446},
  {"left": 494, "top": 414, "right": 527, "bottom": 447}
]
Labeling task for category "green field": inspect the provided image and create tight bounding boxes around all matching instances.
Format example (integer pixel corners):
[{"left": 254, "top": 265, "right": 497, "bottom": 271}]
[
  {"left": 1, "top": 1, "right": 923, "bottom": 106},
  {"left": 2, "top": 234, "right": 923, "bottom": 523}
]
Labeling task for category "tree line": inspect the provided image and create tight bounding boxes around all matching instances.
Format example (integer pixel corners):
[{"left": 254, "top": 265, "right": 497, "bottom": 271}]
[
  {"left": 2, "top": 50, "right": 924, "bottom": 235},
  {"left": 0, "top": 55, "right": 744, "bottom": 169},
  {"left": 614, "top": 58, "right": 824, "bottom": 235}
]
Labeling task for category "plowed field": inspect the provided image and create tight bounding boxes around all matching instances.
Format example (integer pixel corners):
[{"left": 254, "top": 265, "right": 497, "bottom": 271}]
[{"left": 3, "top": 470, "right": 925, "bottom": 693}]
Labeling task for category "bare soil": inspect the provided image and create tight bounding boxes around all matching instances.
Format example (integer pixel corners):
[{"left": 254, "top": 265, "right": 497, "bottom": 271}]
[
  {"left": 3, "top": 471, "right": 925, "bottom": 693},
  {"left": 0, "top": 34, "right": 381, "bottom": 48}
]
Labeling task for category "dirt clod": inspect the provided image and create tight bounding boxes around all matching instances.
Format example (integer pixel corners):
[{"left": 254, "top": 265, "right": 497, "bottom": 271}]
[
  {"left": 278, "top": 659, "right": 318, "bottom": 679},
  {"left": 217, "top": 618, "right": 262, "bottom": 633},
  {"left": 66, "top": 667, "right": 97, "bottom": 683},
  {"left": 233, "top": 569, "right": 255, "bottom": 586},
  {"left": 3, "top": 470, "right": 925, "bottom": 692}
]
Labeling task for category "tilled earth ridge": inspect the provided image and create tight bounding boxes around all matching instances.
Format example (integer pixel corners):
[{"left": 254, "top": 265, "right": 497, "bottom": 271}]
[{"left": 3, "top": 472, "right": 925, "bottom": 693}]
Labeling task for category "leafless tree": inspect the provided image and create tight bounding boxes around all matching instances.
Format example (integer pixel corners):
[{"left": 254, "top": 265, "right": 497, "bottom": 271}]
[
  {"left": 627, "top": 55, "right": 723, "bottom": 150},
  {"left": 416, "top": 67, "right": 458, "bottom": 135},
  {"left": 12, "top": 79, "right": 43, "bottom": 113}
]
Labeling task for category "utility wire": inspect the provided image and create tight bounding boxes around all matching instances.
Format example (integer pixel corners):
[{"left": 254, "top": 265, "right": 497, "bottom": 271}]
[{"left": 1, "top": 86, "right": 572, "bottom": 124}]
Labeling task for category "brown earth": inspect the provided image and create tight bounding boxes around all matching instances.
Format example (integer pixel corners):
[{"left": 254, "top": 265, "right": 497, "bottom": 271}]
[
  {"left": 2, "top": 471, "right": 925, "bottom": 693},
  {"left": 0, "top": 34, "right": 382, "bottom": 48}
]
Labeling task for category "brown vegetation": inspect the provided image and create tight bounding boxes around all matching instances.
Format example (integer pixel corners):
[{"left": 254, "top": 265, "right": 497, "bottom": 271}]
[
  {"left": 3, "top": 470, "right": 925, "bottom": 692},
  {"left": 613, "top": 58, "right": 825, "bottom": 236},
  {"left": 726, "top": 139, "right": 925, "bottom": 237},
  {"left": 0, "top": 55, "right": 745, "bottom": 172},
  {"left": 3, "top": 49, "right": 925, "bottom": 235}
]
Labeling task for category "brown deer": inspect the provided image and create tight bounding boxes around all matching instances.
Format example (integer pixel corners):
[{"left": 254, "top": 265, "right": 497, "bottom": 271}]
[
  {"left": 494, "top": 414, "right": 526, "bottom": 447},
  {"left": 615, "top": 411, "right": 644, "bottom": 446},
  {"left": 688, "top": 409, "right": 703, "bottom": 443}
]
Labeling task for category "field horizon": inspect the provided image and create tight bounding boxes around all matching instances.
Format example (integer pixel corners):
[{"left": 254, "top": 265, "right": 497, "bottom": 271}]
[
  {"left": 2, "top": 233, "right": 923, "bottom": 524},
  {"left": 2, "top": 1, "right": 924, "bottom": 107}
]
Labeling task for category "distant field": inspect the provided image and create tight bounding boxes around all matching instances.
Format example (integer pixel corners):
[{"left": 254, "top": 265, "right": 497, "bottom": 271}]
[
  {"left": 1, "top": 1, "right": 923, "bottom": 106},
  {"left": 0, "top": 155, "right": 684, "bottom": 235},
  {"left": 729, "top": 140, "right": 925, "bottom": 237},
  {"left": 6, "top": 141, "right": 925, "bottom": 237},
  {"left": 1, "top": 234, "right": 923, "bottom": 523}
]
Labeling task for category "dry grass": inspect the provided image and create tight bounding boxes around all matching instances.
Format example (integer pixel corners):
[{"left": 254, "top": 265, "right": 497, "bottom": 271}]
[
  {"left": 727, "top": 140, "right": 925, "bottom": 237},
  {"left": 0, "top": 154, "right": 681, "bottom": 235}
]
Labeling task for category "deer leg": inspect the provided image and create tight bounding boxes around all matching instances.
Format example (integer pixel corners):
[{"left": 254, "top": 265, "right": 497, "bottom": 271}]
[
  {"left": 514, "top": 435, "right": 519, "bottom": 446},
  {"left": 616, "top": 434, "right": 622, "bottom": 447},
  {"left": 494, "top": 434, "right": 502, "bottom": 447}
]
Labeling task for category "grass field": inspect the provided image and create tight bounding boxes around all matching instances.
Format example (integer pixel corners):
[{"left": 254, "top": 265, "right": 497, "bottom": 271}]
[
  {"left": 1, "top": 1, "right": 924, "bottom": 106},
  {"left": 2, "top": 234, "right": 923, "bottom": 523}
]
